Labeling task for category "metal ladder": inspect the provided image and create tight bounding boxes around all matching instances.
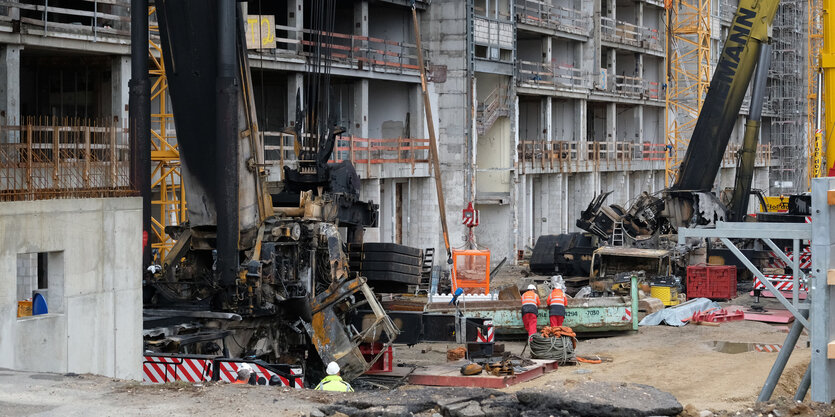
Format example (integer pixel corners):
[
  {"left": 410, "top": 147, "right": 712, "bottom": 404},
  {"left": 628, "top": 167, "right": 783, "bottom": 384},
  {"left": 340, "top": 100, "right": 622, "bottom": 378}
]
[
  {"left": 611, "top": 221, "right": 624, "bottom": 246},
  {"left": 415, "top": 248, "right": 435, "bottom": 295}
]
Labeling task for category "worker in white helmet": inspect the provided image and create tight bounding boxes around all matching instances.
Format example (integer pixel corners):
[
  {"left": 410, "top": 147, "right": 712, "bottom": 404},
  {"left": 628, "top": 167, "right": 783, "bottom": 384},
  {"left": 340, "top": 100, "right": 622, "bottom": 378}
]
[
  {"left": 314, "top": 361, "right": 354, "bottom": 392},
  {"left": 233, "top": 363, "right": 254, "bottom": 385},
  {"left": 521, "top": 284, "right": 541, "bottom": 338}
]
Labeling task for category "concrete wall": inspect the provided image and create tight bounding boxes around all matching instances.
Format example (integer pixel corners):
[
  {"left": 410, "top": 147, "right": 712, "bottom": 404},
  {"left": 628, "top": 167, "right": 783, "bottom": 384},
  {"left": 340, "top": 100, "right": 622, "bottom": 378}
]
[
  {"left": 0, "top": 197, "right": 142, "bottom": 380},
  {"left": 368, "top": 80, "right": 410, "bottom": 139}
]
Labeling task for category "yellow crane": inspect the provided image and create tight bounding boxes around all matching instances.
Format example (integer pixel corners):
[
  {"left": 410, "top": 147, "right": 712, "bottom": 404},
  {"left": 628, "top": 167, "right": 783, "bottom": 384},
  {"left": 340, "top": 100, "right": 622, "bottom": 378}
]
[{"left": 817, "top": 0, "right": 835, "bottom": 178}]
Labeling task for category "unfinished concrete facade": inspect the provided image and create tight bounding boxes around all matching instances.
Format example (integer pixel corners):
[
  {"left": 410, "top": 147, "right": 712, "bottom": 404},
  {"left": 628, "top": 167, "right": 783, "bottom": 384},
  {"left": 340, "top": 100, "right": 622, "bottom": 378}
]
[
  {"left": 0, "top": 198, "right": 142, "bottom": 380},
  {"left": 0, "top": 0, "right": 783, "bottom": 277}
]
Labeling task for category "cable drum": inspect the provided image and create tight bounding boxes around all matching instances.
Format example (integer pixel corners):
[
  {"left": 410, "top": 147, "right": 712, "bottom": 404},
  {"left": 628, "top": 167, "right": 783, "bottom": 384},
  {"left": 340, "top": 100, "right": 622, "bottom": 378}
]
[{"left": 529, "top": 335, "right": 576, "bottom": 364}]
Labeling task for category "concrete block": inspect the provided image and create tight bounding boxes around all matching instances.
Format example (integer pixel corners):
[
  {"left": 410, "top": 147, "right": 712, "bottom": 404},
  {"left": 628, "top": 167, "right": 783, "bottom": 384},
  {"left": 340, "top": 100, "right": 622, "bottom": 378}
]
[
  {"left": 14, "top": 314, "right": 68, "bottom": 373},
  {"left": 114, "top": 288, "right": 142, "bottom": 380}
]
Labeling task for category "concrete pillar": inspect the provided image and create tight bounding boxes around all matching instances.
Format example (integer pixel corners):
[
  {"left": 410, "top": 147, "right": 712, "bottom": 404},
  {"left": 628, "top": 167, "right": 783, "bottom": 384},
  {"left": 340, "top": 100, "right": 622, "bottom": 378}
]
[
  {"left": 637, "top": 2, "right": 643, "bottom": 27},
  {"left": 111, "top": 56, "right": 130, "bottom": 138},
  {"left": 288, "top": 0, "right": 303, "bottom": 54},
  {"left": 636, "top": 105, "right": 644, "bottom": 142},
  {"left": 287, "top": 73, "right": 303, "bottom": 129},
  {"left": 607, "top": 103, "right": 616, "bottom": 143},
  {"left": 354, "top": 1, "right": 368, "bottom": 36},
  {"left": 411, "top": 84, "right": 424, "bottom": 138},
  {"left": 361, "top": 178, "right": 381, "bottom": 242},
  {"left": 542, "top": 96, "right": 552, "bottom": 141},
  {"left": 354, "top": 79, "right": 369, "bottom": 138},
  {"left": 0, "top": 44, "right": 21, "bottom": 141},
  {"left": 542, "top": 35, "right": 552, "bottom": 63},
  {"left": 592, "top": 0, "right": 602, "bottom": 86},
  {"left": 577, "top": 99, "right": 586, "bottom": 143}
]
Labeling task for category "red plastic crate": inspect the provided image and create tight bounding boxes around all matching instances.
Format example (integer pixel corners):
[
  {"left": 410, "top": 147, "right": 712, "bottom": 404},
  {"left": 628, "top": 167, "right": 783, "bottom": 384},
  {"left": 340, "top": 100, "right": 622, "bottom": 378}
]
[
  {"left": 359, "top": 343, "right": 393, "bottom": 374},
  {"left": 686, "top": 265, "right": 737, "bottom": 300}
]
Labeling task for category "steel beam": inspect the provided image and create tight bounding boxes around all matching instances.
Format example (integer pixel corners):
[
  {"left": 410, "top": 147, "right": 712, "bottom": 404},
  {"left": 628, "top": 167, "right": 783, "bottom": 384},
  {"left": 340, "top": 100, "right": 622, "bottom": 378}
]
[
  {"left": 677, "top": 221, "right": 812, "bottom": 243},
  {"left": 811, "top": 177, "right": 835, "bottom": 402}
]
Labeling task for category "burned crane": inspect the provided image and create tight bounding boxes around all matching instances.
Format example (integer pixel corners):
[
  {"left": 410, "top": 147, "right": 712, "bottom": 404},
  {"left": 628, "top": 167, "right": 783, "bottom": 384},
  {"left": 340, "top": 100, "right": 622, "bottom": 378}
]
[{"left": 140, "top": 0, "right": 397, "bottom": 382}]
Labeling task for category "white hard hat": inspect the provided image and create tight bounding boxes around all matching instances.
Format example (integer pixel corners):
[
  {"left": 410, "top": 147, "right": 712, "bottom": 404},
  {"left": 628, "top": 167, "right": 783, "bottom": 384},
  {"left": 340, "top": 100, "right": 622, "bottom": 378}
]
[
  {"left": 236, "top": 363, "right": 253, "bottom": 379},
  {"left": 326, "top": 361, "right": 340, "bottom": 375},
  {"left": 527, "top": 284, "right": 537, "bottom": 291}
]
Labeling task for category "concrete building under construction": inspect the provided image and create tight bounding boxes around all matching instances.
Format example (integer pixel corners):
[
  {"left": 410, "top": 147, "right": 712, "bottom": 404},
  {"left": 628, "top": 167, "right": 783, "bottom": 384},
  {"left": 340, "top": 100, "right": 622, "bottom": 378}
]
[{"left": 0, "top": 0, "right": 815, "bottom": 268}]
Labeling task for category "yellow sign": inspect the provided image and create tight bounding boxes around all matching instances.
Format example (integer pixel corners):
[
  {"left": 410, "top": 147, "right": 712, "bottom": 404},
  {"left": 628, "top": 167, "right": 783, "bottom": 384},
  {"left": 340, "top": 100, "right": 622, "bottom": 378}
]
[
  {"left": 246, "top": 15, "right": 275, "bottom": 49},
  {"left": 761, "top": 196, "right": 789, "bottom": 213}
]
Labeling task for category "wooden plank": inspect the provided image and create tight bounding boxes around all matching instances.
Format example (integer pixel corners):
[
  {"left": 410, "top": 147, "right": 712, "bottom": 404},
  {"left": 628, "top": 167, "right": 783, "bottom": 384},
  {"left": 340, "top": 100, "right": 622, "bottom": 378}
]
[
  {"left": 827, "top": 189, "right": 835, "bottom": 206},
  {"left": 829, "top": 341, "right": 835, "bottom": 359},
  {"left": 827, "top": 269, "right": 835, "bottom": 285}
]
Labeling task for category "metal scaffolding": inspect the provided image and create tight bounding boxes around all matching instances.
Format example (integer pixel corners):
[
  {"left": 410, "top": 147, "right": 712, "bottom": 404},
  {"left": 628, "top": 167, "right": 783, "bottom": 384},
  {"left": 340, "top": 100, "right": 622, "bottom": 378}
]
[
  {"left": 664, "top": 0, "right": 711, "bottom": 186},
  {"left": 149, "top": 7, "right": 186, "bottom": 264},
  {"left": 768, "top": 0, "right": 810, "bottom": 194}
]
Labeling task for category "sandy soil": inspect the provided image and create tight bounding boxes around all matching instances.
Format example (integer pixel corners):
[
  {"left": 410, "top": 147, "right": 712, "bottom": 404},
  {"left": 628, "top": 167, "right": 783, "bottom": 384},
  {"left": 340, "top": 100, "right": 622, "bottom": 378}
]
[
  {"left": 0, "top": 315, "right": 814, "bottom": 417},
  {"left": 396, "top": 301, "right": 811, "bottom": 413}
]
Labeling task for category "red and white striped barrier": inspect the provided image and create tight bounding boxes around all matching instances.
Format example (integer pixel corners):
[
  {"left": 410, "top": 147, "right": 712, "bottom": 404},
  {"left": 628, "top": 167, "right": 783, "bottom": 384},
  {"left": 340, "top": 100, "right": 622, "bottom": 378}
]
[
  {"left": 754, "top": 344, "right": 782, "bottom": 353},
  {"left": 621, "top": 308, "right": 632, "bottom": 322},
  {"left": 754, "top": 275, "right": 808, "bottom": 292},
  {"left": 767, "top": 247, "right": 811, "bottom": 270},
  {"left": 142, "top": 354, "right": 304, "bottom": 388},
  {"left": 143, "top": 355, "right": 213, "bottom": 383},
  {"left": 476, "top": 320, "right": 495, "bottom": 342},
  {"left": 216, "top": 360, "right": 303, "bottom": 388}
]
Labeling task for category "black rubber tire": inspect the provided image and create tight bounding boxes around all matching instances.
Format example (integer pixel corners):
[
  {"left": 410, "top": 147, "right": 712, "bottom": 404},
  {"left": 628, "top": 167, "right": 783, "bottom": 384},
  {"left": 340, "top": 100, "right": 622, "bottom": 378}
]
[
  {"left": 348, "top": 251, "right": 423, "bottom": 267},
  {"left": 366, "top": 281, "right": 412, "bottom": 294},
  {"left": 347, "top": 243, "right": 423, "bottom": 258},
  {"left": 349, "top": 261, "right": 422, "bottom": 276},
  {"left": 361, "top": 270, "right": 422, "bottom": 283}
]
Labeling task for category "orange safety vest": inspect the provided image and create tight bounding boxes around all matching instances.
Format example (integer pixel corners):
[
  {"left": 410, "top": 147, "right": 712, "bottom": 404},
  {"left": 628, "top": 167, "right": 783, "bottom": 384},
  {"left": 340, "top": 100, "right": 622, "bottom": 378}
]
[
  {"left": 521, "top": 290, "right": 540, "bottom": 307},
  {"left": 547, "top": 288, "right": 566, "bottom": 307}
]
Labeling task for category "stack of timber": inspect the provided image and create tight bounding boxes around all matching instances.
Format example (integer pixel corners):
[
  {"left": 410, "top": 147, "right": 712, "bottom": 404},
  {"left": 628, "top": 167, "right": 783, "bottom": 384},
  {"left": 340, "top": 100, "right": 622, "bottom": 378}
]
[{"left": 348, "top": 243, "right": 424, "bottom": 293}]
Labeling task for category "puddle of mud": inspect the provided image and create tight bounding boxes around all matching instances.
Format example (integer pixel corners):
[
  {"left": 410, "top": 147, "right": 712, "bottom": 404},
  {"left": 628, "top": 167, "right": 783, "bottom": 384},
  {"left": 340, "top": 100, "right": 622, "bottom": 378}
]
[{"left": 711, "top": 341, "right": 781, "bottom": 354}]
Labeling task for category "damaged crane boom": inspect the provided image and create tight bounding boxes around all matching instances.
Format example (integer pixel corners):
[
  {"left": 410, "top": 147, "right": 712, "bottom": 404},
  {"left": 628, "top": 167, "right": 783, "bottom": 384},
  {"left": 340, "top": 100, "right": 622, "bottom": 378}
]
[{"left": 140, "top": 0, "right": 398, "bottom": 382}]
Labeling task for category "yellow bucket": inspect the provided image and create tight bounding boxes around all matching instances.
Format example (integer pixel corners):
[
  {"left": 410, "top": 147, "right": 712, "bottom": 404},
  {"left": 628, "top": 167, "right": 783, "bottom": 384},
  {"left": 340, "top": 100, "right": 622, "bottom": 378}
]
[{"left": 650, "top": 285, "right": 680, "bottom": 306}]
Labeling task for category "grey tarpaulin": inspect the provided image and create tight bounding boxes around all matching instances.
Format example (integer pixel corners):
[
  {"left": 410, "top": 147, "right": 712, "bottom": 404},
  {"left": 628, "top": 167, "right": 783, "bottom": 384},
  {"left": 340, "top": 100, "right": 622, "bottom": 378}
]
[{"left": 638, "top": 298, "right": 721, "bottom": 327}]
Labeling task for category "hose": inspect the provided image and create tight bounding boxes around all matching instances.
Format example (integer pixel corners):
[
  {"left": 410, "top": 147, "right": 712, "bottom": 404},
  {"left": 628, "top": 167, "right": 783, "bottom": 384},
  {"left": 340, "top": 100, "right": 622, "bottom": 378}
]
[{"left": 529, "top": 335, "right": 576, "bottom": 364}]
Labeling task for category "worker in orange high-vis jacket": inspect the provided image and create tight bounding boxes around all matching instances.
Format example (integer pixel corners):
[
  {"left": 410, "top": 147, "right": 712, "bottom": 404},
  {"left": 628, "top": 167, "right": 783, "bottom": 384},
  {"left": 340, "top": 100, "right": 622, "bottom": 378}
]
[
  {"left": 521, "top": 284, "right": 540, "bottom": 338},
  {"left": 546, "top": 286, "right": 567, "bottom": 327}
]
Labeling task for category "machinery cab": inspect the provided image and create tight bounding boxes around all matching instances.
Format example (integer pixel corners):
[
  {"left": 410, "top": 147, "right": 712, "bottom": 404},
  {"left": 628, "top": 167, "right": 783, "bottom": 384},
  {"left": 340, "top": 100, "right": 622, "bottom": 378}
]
[{"left": 590, "top": 247, "right": 673, "bottom": 295}]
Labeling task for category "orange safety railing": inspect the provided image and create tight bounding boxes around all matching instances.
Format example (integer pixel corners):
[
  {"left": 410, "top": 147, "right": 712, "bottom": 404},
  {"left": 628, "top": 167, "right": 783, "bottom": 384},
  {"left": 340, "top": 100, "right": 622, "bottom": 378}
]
[
  {"left": 263, "top": 133, "right": 430, "bottom": 180},
  {"left": 330, "top": 136, "right": 430, "bottom": 165},
  {"left": 0, "top": 116, "right": 134, "bottom": 201},
  {"left": 517, "top": 140, "right": 673, "bottom": 173},
  {"left": 451, "top": 249, "right": 490, "bottom": 295},
  {"left": 268, "top": 25, "right": 424, "bottom": 74}
]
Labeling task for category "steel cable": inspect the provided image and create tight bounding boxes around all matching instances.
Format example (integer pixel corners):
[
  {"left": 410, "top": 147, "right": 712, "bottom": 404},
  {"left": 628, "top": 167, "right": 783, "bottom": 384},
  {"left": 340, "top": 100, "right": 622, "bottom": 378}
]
[{"left": 529, "top": 335, "right": 576, "bottom": 364}]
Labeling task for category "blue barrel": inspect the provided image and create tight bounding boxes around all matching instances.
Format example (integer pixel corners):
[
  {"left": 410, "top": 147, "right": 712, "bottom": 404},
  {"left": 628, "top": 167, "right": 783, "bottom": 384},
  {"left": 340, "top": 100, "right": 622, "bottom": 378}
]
[{"left": 32, "top": 293, "right": 48, "bottom": 315}]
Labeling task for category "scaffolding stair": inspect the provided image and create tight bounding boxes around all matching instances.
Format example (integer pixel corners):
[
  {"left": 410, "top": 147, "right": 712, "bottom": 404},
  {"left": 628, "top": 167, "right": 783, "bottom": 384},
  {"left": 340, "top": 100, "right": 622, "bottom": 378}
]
[{"left": 476, "top": 86, "right": 509, "bottom": 135}]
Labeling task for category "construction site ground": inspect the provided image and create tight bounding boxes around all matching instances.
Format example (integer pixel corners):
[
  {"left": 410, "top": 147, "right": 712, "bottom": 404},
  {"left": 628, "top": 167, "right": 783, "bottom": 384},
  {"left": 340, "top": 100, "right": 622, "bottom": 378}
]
[{"left": 1, "top": 308, "right": 826, "bottom": 416}]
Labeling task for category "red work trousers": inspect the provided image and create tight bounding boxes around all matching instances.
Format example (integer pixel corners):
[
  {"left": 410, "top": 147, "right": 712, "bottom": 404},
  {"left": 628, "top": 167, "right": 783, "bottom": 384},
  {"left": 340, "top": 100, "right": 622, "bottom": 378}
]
[
  {"left": 549, "top": 315, "right": 564, "bottom": 327},
  {"left": 522, "top": 312, "right": 538, "bottom": 336}
]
